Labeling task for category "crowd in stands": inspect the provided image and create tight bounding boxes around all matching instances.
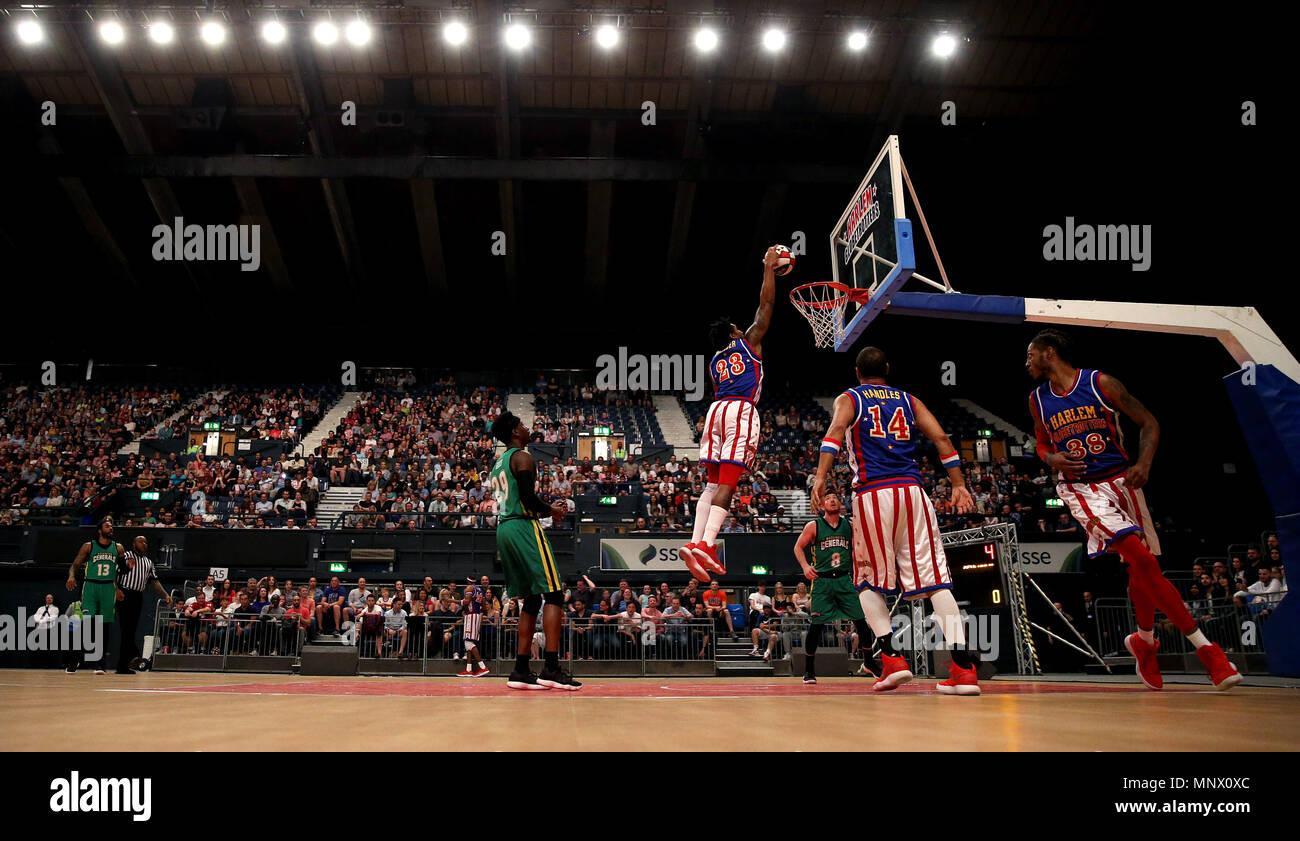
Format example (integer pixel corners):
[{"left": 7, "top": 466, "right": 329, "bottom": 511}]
[
  {"left": 321, "top": 383, "right": 525, "bottom": 529},
  {"left": 161, "top": 572, "right": 857, "bottom": 664},
  {"left": 0, "top": 383, "right": 191, "bottom": 525},
  {"left": 174, "top": 386, "right": 331, "bottom": 444}
]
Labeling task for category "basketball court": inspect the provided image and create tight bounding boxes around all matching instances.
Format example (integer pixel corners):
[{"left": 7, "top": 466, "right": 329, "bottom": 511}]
[{"left": 4, "top": 670, "right": 1296, "bottom": 752}]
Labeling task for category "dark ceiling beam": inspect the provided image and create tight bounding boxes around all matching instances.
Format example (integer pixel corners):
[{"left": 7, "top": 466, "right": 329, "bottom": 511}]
[
  {"left": 410, "top": 179, "right": 449, "bottom": 298},
  {"left": 64, "top": 20, "right": 199, "bottom": 291},
  {"left": 286, "top": 31, "right": 366, "bottom": 287},
  {"left": 868, "top": 28, "right": 924, "bottom": 155},
  {"left": 226, "top": 1, "right": 292, "bottom": 292},
  {"left": 583, "top": 119, "right": 617, "bottom": 297},
  {"left": 478, "top": 0, "right": 519, "bottom": 293},
  {"left": 36, "top": 131, "right": 136, "bottom": 288},
  {"left": 230, "top": 176, "right": 292, "bottom": 292},
  {"left": 33, "top": 155, "right": 872, "bottom": 183}
]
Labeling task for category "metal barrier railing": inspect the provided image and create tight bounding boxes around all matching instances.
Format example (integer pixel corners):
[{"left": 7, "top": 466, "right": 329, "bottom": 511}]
[
  {"left": 152, "top": 608, "right": 306, "bottom": 668},
  {"left": 1094, "top": 596, "right": 1275, "bottom": 658}
]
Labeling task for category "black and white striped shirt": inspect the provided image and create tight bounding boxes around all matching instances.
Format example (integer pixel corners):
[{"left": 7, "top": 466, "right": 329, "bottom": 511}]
[{"left": 117, "top": 551, "right": 156, "bottom": 593}]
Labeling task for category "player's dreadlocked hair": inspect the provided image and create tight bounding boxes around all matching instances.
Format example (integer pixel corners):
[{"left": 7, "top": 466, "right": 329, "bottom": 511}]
[
  {"left": 1030, "top": 328, "right": 1075, "bottom": 365},
  {"left": 708, "top": 317, "right": 735, "bottom": 351},
  {"left": 490, "top": 410, "right": 521, "bottom": 445}
]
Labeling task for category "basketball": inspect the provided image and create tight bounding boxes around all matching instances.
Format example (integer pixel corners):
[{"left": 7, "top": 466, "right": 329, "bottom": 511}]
[{"left": 766, "top": 244, "right": 795, "bottom": 276}]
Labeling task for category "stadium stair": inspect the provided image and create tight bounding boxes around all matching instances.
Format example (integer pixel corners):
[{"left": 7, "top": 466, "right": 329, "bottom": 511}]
[
  {"left": 298, "top": 390, "right": 362, "bottom": 456},
  {"left": 118, "top": 388, "right": 227, "bottom": 455},
  {"left": 816, "top": 395, "right": 835, "bottom": 418},
  {"left": 772, "top": 489, "right": 814, "bottom": 524},
  {"left": 316, "top": 486, "right": 369, "bottom": 529},
  {"left": 714, "top": 636, "right": 778, "bottom": 676},
  {"left": 653, "top": 395, "right": 698, "bottom": 453}
]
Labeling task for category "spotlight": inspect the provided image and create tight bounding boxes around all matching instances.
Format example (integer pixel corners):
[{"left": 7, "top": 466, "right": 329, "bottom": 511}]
[
  {"left": 932, "top": 33, "right": 957, "bottom": 58},
  {"left": 847, "top": 31, "right": 868, "bottom": 51},
  {"left": 505, "top": 23, "right": 531, "bottom": 51},
  {"left": 149, "top": 22, "right": 174, "bottom": 45},
  {"left": 693, "top": 27, "right": 718, "bottom": 53},
  {"left": 16, "top": 20, "right": 43, "bottom": 45},
  {"left": 443, "top": 21, "right": 468, "bottom": 46},
  {"left": 761, "top": 28, "right": 786, "bottom": 52},
  {"left": 345, "top": 20, "right": 371, "bottom": 46},
  {"left": 200, "top": 21, "right": 226, "bottom": 46},
  {"left": 595, "top": 24, "right": 619, "bottom": 49},
  {"left": 99, "top": 21, "right": 126, "bottom": 45},
  {"left": 313, "top": 21, "right": 339, "bottom": 46},
  {"left": 261, "top": 21, "right": 287, "bottom": 45}
]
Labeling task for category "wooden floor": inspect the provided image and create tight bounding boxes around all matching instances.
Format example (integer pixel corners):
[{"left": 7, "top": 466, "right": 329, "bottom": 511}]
[{"left": 2, "top": 669, "right": 1297, "bottom": 751}]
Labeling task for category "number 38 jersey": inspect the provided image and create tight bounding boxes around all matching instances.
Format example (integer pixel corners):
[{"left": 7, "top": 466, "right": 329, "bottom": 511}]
[
  {"left": 710, "top": 337, "right": 763, "bottom": 402},
  {"left": 1030, "top": 368, "right": 1130, "bottom": 482},
  {"left": 844, "top": 384, "right": 922, "bottom": 489}
]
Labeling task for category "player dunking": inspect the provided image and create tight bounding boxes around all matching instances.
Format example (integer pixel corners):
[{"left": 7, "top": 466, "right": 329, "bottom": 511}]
[
  {"left": 457, "top": 580, "right": 490, "bottom": 677},
  {"left": 65, "top": 516, "right": 126, "bottom": 675},
  {"left": 793, "top": 491, "right": 876, "bottom": 685},
  {"left": 813, "top": 347, "right": 981, "bottom": 695},
  {"left": 681, "top": 246, "right": 783, "bottom": 581},
  {"left": 1025, "top": 329, "right": 1240, "bottom": 690},
  {"left": 489, "top": 411, "right": 581, "bottom": 691}
]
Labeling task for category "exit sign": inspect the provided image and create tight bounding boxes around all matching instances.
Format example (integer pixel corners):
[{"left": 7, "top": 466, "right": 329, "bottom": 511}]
[
  {"left": 140, "top": 491, "right": 159, "bottom": 501},
  {"left": 328, "top": 563, "right": 348, "bottom": 573},
  {"left": 1045, "top": 498, "right": 1064, "bottom": 507},
  {"left": 599, "top": 496, "right": 617, "bottom": 505},
  {"left": 593, "top": 425, "right": 611, "bottom": 435},
  {"left": 203, "top": 422, "right": 220, "bottom": 431},
  {"left": 977, "top": 428, "right": 994, "bottom": 438},
  {"left": 750, "top": 565, "right": 768, "bottom": 575}
]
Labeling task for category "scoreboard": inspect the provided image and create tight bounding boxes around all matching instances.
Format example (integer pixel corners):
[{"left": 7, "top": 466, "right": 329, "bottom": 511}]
[{"left": 947, "top": 540, "right": 1005, "bottom": 608}]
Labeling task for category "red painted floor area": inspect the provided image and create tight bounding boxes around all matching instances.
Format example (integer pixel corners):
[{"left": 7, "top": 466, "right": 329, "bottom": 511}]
[{"left": 145, "top": 679, "right": 1191, "bottom": 698}]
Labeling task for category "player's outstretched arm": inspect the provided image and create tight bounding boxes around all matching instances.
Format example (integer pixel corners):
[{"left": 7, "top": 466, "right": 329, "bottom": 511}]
[
  {"left": 744, "top": 246, "right": 781, "bottom": 356},
  {"left": 811, "top": 393, "right": 854, "bottom": 511},
  {"left": 1097, "top": 373, "right": 1159, "bottom": 489},
  {"left": 793, "top": 521, "right": 818, "bottom": 580},
  {"left": 912, "top": 397, "right": 973, "bottom": 513}
]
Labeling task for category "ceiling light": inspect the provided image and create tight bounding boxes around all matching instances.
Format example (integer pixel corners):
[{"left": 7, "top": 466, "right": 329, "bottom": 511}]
[
  {"left": 932, "top": 33, "right": 957, "bottom": 58},
  {"left": 200, "top": 21, "right": 226, "bottom": 47},
  {"left": 16, "top": 21, "right": 43, "bottom": 45},
  {"left": 694, "top": 28, "right": 718, "bottom": 53},
  {"left": 261, "top": 21, "right": 287, "bottom": 45},
  {"left": 149, "top": 22, "right": 174, "bottom": 45},
  {"left": 595, "top": 25, "right": 619, "bottom": 49},
  {"left": 505, "top": 23, "right": 531, "bottom": 51},
  {"left": 847, "top": 31, "right": 868, "bottom": 51},
  {"left": 345, "top": 20, "right": 371, "bottom": 46},
  {"left": 444, "top": 21, "right": 468, "bottom": 46},
  {"left": 313, "top": 21, "right": 339, "bottom": 46},
  {"left": 762, "top": 28, "right": 786, "bottom": 52}
]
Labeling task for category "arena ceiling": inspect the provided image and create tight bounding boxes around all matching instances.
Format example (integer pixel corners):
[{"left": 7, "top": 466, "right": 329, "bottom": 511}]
[{"left": 0, "top": 1, "right": 1111, "bottom": 311}]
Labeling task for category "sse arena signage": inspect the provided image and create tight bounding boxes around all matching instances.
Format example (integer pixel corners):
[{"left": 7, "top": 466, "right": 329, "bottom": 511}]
[
  {"left": 1015, "top": 542, "right": 1085, "bottom": 573},
  {"left": 600, "top": 538, "right": 727, "bottom": 571}
]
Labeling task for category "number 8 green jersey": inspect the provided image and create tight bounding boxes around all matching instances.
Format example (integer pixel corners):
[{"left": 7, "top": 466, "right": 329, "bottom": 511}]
[
  {"left": 86, "top": 539, "right": 120, "bottom": 583},
  {"left": 811, "top": 515, "right": 852, "bottom": 574}
]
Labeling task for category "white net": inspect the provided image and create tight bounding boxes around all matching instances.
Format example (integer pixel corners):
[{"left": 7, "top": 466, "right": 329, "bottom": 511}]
[{"left": 790, "top": 282, "right": 859, "bottom": 349}]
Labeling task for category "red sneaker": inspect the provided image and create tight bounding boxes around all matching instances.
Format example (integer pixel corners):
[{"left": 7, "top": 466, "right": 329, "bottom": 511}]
[
  {"left": 456, "top": 667, "right": 474, "bottom": 677},
  {"left": 937, "top": 660, "right": 981, "bottom": 696},
  {"left": 681, "top": 543, "right": 711, "bottom": 582},
  {"left": 1195, "top": 643, "right": 1242, "bottom": 691},
  {"left": 696, "top": 542, "right": 726, "bottom": 576},
  {"left": 872, "top": 654, "right": 913, "bottom": 692},
  {"left": 472, "top": 666, "right": 491, "bottom": 677},
  {"left": 1124, "top": 633, "right": 1163, "bottom": 691}
]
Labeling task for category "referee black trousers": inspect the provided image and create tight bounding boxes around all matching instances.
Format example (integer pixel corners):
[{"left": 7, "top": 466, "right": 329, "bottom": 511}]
[{"left": 117, "top": 590, "right": 144, "bottom": 671}]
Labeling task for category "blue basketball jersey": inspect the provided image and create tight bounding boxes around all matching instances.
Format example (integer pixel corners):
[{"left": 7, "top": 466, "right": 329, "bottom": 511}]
[
  {"left": 844, "top": 383, "right": 923, "bottom": 489},
  {"left": 710, "top": 337, "right": 763, "bottom": 402},
  {"left": 1031, "top": 368, "right": 1130, "bottom": 481}
]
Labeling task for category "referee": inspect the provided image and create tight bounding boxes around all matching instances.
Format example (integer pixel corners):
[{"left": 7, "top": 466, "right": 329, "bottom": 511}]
[{"left": 116, "top": 535, "right": 172, "bottom": 674}]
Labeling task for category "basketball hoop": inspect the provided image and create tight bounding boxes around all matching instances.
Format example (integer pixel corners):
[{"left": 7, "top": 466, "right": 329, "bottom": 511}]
[{"left": 790, "top": 282, "right": 871, "bottom": 349}]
